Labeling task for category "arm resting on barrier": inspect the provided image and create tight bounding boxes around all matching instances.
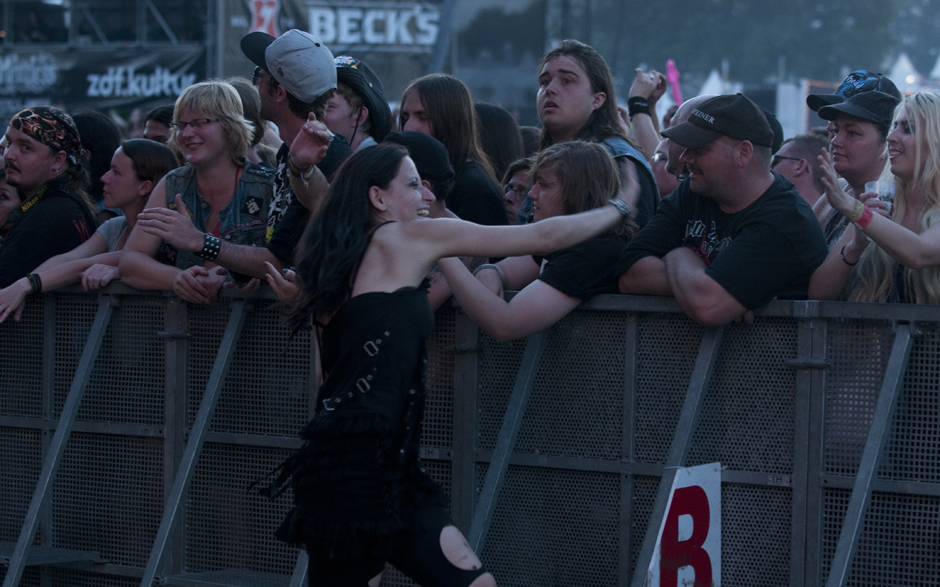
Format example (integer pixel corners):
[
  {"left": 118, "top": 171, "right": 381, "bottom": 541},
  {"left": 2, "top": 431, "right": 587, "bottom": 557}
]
[
  {"left": 665, "top": 246, "right": 749, "bottom": 325},
  {"left": 439, "top": 256, "right": 580, "bottom": 342},
  {"left": 618, "top": 255, "right": 673, "bottom": 296}
]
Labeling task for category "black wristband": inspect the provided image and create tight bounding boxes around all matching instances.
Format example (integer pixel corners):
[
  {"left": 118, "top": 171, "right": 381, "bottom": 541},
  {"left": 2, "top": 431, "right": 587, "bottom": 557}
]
[
  {"left": 199, "top": 233, "right": 221, "bottom": 261},
  {"left": 627, "top": 96, "right": 651, "bottom": 118},
  {"left": 26, "top": 273, "right": 42, "bottom": 294},
  {"left": 840, "top": 245, "right": 859, "bottom": 266}
]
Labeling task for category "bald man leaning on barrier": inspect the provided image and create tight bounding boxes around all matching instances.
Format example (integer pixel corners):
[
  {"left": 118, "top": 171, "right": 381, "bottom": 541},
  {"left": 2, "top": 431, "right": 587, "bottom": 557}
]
[{"left": 616, "top": 94, "right": 827, "bottom": 325}]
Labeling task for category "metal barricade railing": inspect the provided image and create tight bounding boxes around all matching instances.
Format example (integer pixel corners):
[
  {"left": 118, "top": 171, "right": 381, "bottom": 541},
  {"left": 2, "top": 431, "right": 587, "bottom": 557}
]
[{"left": 1, "top": 287, "right": 939, "bottom": 587}]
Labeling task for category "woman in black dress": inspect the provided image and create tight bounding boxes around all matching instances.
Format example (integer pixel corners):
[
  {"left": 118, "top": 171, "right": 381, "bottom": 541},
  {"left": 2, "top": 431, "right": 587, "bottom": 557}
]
[{"left": 267, "top": 143, "right": 635, "bottom": 586}]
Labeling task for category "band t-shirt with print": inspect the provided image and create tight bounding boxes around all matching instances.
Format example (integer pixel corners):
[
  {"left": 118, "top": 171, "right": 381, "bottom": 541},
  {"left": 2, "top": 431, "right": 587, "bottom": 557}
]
[{"left": 616, "top": 174, "right": 827, "bottom": 309}]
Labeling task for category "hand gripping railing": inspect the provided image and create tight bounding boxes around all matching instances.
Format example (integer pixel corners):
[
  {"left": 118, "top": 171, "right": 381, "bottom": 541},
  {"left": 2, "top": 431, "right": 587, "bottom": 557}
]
[
  {"left": 3, "top": 294, "right": 118, "bottom": 587},
  {"left": 824, "top": 322, "right": 916, "bottom": 587},
  {"left": 630, "top": 325, "right": 724, "bottom": 587},
  {"left": 139, "top": 299, "right": 249, "bottom": 587}
]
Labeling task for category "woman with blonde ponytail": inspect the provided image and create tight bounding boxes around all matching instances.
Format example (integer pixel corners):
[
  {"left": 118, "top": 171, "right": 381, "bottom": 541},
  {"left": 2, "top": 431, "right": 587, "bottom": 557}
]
[{"left": 809, "top": 91, "right": 940, "bottom": 303}]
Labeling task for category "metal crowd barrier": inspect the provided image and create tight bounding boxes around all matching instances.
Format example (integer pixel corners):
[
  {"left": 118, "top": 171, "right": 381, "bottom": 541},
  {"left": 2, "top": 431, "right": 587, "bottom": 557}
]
[{"left": 1, "top": 286, "right": 938, "bottom": 587}]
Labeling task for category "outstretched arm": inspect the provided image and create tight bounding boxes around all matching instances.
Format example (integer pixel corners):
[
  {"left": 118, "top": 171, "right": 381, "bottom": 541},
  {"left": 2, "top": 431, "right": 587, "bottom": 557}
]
[
  {"left": 0, "top": 233, "right": 111, "bottom": 323},
  {"left": 439, "top": 257, "right": 581, "bottom": 341}
]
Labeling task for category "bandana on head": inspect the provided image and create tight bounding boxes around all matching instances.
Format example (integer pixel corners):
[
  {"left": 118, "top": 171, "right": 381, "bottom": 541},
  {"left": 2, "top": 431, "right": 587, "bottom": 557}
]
[{"left": 9, "top": 107, "right": 84, "bottom": 164}]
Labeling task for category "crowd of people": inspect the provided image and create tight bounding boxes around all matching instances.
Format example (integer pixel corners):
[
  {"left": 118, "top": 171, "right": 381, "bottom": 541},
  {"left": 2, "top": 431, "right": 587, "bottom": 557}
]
[{"left": 0, "top": 28, "right": 937, "bottom": 587}]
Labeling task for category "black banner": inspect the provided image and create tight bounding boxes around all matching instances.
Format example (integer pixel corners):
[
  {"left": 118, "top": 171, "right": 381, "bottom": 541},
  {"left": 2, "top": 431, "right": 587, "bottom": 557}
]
[{"left": 0, "top": 45, "right": 206, "bottom": 124}]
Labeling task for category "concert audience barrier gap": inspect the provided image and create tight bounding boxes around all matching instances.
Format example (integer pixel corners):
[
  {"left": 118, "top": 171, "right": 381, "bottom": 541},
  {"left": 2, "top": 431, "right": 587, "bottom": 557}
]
[{"left": 1, "top": 286, "right": 938, "bottom": 587}]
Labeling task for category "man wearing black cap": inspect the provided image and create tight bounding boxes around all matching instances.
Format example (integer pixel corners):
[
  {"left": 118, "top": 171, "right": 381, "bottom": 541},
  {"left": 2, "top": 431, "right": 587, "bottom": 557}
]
[
  {"left": 0, "top": 107, "right": 97, "bottom": 287},
  {"left": 324, "top": 56, "right": 392, "bottom": 152},
  {"left": 616, "top": 94, "right": 827, "bottom": 325}
]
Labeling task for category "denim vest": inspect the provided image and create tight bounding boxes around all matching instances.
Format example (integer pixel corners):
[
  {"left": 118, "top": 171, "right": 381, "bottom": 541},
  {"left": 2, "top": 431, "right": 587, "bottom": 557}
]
[
  {"left": 601, "top": 136, "right": 656, "bottom": 186},
  {"left": 162, "top": 162, "right": 274, "bottom": 269}
]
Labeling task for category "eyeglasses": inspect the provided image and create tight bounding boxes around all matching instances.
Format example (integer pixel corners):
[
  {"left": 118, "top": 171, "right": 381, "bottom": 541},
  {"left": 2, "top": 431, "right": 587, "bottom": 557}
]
[
  {"left": 771, "top": 155, "right": 801, "bottom": 168},
  {"left": 504, "top": 184, "right": 529, "bottom": 198},
  {"left": 170, "top": 118, "right": 219, "bottom": 131},
  {"left": 252, "top": 66, "right": 263, "bottom": 86}
]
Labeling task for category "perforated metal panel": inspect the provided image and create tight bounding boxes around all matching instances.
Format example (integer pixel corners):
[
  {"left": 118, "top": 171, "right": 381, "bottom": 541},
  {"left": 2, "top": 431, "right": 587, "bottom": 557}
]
[
  {"left": 52, "top": 432, "right": 164, "bottom": 566},
  {"left": 688, "top": 318, "right": 798, "bottom": 473},
  {"left": 825, "top": 320, "right": 895, "bottom": 477},
  {"left": 629, "top": 475, "right": 659, "bottom": 571},
  {"left": 480, "top": 465, "right": 620, "bottom": 587},
  {"left": 0, "top": 427, "right": 42, "bottom": 543},
  {"left": 635, "top": 314, "right": 704, "bottom": 463},
  {"left": 52, "top": 293, "right": 99, "bottom": 418},
  {"left": 187, "top": 443, "right": 297, "bottom": 575},
  {"left": 186, "top": 301, "right": 238, "bottom": 429},
  {"left": 6, "top": 291, "right": 940, "bottom": 587},
  {"left": 721, "top": 483, "right": 791, "bottom": 585},
  {"left": 208, "top": 304, "right": 314, "bottom": 437},
  {"left": 513, "top": 310, "right": 628, "bottom": 460},
  {"left": 880, "top": 322, "right": 940, "bottom": 483},
  {"left": 0, "top": 567, "right": 41, "bottom": 586},
  {"left": 822, "top": 488, "right": 940, "bottom": 586},
  {"left": 422, "top": 307, "right": 456, "bottom": 449},
  {"left": 74, "top": 295, "right": 166, "bottom": 425},
  {"left": 48, "top": 568, "right": 140, "bottom": 586},
  {"left": 477, "top": 334, "right": 526, "bottom": 452},
  {"left": 0, "top": 297, "right": 45, "bottom": 418}
]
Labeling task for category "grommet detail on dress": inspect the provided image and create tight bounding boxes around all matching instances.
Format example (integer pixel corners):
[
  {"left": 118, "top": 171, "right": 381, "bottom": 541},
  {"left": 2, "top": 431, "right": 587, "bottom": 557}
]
[
  {"left": 408, "top": 389, "right": 416, "bottom": 395},
  {"left": 356, "top": 378, "right": 371, "bottom": 393},
  {"left": 384, "top": 331, "right": 390, "bottom": 336},
  {"left": 375, "top": 339, "right": 382, "bottom": 345},
  {"left": 347, "top": 392, "right": 353, "bottom": 398},
  {"left": 363, "top": 340, "right": 379, "bottom": 356},
  {"left": 366, "top": 375, "right": 373, "bottom": 380}
]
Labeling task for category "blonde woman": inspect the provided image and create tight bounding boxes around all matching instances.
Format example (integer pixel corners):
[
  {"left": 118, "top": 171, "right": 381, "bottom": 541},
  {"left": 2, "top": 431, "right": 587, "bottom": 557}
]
[{"left": 809, "top": 91, "right": 940, "bottom": 302}]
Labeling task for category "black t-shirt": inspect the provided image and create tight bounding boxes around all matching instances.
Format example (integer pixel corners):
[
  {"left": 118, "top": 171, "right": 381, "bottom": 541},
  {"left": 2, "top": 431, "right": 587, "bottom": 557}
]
[
  {"left": 0, "top": 178, "right": 97, "bottom": 287},
  {"left": 538, "top": 234, "right": 630, "bottom": 301},
  {"left": 616, "top": 173, "right": 827, "bottom": 309},
  {"left": 267, "top": 136, "right": 353, "bottom": 265},
  {"left": 445, "top": 161, "right": 508, "bottom": 226}
]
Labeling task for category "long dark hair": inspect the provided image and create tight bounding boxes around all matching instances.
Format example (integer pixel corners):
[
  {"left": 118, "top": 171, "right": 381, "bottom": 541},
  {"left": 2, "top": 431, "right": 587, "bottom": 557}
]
[
  {"left": 475, "top": 102, "right": 524, "bottom": 184},
  {"left": 289, "top": 144, "right": 408, "bottom": 329},
  {"left": 537, "top": 39, "right": 634, "bottom": 151},
  {"left": 399, "top": 74, "right": 497, "bottom": 181}
]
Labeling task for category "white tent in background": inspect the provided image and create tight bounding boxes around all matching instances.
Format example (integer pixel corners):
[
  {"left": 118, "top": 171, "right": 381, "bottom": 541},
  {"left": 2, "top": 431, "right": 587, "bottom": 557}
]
[
  {"left": 699, "top": 69, "right": 724, "bottom": 96},
  {"left": 930, "top": 52, "right": 940, "bottom": 79},
  {"left": 697, "top": 68, "right": 742, "bottom": 97},
  {"left": 888, "top": 52, "right": 921, "bottom": 94}
]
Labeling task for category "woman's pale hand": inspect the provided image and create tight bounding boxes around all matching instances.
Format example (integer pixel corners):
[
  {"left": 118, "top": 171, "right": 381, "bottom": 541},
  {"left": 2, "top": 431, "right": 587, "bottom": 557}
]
[
  {"left": 0, "top": 278, "right": 30, "bottom": 323},
  {"left": 818, "top": 149, "right": 856, "bottom": 216},
  {"left": 264, "top": 261, "right": 299, "bottom": 303},
  {"left": 81, "top": 264, "right": 119, "bottom": 291},
  {"left": 138, "top": 195, "right": 204, "bottom": 252}
]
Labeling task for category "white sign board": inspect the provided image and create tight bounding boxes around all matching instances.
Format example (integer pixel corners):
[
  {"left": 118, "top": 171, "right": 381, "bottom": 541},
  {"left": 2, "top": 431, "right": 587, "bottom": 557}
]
[{"left": 647, "top": 462, "right": 721, "bottom": 587}]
